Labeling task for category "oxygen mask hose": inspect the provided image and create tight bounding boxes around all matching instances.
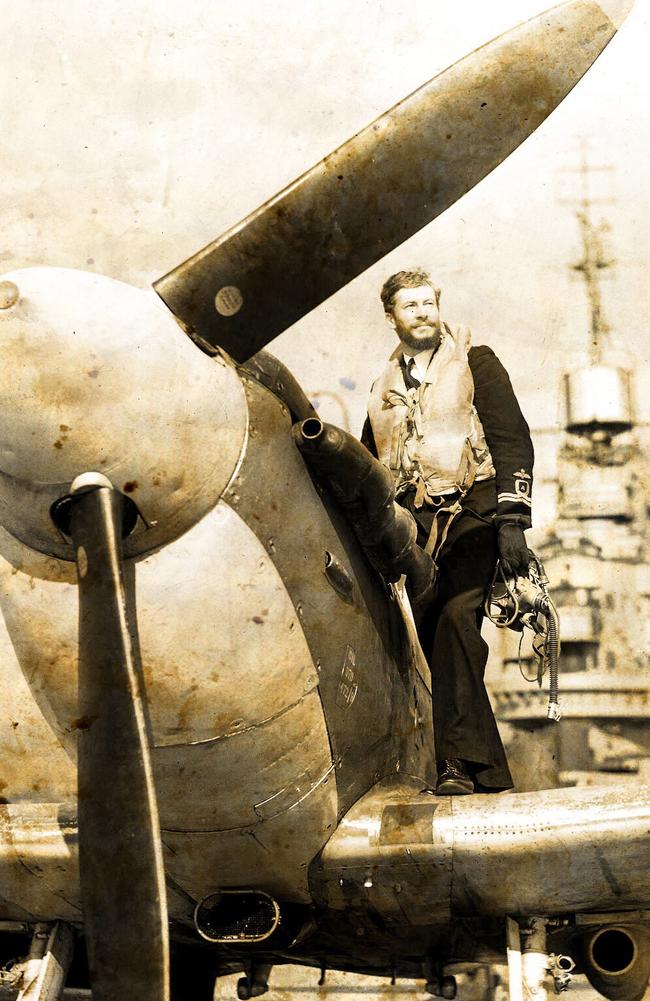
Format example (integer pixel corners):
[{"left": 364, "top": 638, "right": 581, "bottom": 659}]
[
  {"left": 542, "top": 595, "right": 561, "bottom": 721},
  {"left": 529, "top": 555, "right": 561, "bottom": 722}
]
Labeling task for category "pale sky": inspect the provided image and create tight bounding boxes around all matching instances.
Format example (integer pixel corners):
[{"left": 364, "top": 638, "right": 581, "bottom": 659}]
[{"left": 2, "top": 0, "right": 649, "bottom": 450}]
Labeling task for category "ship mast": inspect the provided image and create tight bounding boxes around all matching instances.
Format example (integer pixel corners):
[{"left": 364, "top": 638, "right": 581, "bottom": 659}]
[{"left": 570, "top": 155, "right": 615, "bottom": 365}]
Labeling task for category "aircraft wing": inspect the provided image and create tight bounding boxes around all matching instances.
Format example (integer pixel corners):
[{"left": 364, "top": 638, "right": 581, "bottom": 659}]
[
  {"left": 1, "top": 779, "right": 649, "bottom": 998},
  {"left": 310, "top": 777, "right": 650, "bottom": 998}
]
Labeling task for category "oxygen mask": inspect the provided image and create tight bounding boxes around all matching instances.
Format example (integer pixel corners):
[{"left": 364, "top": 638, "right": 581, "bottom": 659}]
[{"left": 485, "top": 553, "right": 561, "bottom": 722}]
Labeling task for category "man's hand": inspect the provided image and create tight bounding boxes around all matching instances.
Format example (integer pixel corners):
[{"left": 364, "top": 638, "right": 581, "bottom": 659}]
[{"left": 497, "top": 523, "right": 530, "bottom": 578}]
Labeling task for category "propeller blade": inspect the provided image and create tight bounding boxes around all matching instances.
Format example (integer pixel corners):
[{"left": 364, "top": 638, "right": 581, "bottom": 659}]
[
  {"left": 54, "top": 474, "right": 169, "bottom": 1001},
  {"left": 153, "top": 0, "right": 632, "bottom": 362}
]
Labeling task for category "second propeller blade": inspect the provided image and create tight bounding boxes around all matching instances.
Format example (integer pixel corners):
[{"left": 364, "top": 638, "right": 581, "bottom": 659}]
[{"left": 154, "top": 0, "right": 630, "bottom": 362}]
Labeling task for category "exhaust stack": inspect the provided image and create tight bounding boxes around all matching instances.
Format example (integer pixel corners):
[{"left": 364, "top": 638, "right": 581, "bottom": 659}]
[{"left": 293, "top": 419, "right": 434, "bottom": 603}]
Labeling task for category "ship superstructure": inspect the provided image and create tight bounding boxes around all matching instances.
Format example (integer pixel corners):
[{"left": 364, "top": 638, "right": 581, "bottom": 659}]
[{"left": 489, "top": 164, "right": 650, "bottom": 788}]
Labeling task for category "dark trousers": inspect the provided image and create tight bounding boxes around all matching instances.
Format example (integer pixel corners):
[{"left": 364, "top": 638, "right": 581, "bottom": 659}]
[{"left": 403, "top": 478, "right": 513, "bottom": 792}]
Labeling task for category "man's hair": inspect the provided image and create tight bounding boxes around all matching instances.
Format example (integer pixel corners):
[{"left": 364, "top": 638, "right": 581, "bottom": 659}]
[{"left": 380, "top": 269, "right": 440, "bottom": 314}]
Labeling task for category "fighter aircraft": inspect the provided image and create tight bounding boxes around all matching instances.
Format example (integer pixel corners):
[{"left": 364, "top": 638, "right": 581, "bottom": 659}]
[{"left": 0, "top": 1, "right": 646, "bottom": 999}]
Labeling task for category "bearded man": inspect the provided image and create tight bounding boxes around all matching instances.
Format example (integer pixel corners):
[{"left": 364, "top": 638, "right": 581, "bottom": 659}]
[{"left": 362, "top": 269, "right": 534, "bottom": 795}]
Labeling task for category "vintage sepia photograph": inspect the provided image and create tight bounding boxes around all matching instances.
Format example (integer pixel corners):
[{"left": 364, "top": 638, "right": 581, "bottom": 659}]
[{"left": 0, "top": 1, "right": 648, "bottom": 998}]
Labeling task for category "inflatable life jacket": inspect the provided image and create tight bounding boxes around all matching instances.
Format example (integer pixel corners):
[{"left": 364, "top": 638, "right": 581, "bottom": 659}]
[{"left": 367, "top": 325, "right": 495, "bottom": 504}]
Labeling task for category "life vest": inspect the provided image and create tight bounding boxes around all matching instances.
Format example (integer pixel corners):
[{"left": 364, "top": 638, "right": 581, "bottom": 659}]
[{"left": 367, "top": 325, "right": 495, "bottom": 503}]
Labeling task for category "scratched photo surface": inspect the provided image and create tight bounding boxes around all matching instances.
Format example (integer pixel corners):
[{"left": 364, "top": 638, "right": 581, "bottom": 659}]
[{"left": 1, "top": 1, "right": 649, "bottom": 999}]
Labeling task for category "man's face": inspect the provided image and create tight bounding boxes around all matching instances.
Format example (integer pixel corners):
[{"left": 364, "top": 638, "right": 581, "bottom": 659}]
[{"left": 386, "top": 284, "right": 442, "bottom": 354}]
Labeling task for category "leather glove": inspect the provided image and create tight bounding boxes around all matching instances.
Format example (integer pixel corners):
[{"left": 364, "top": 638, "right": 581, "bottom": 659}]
[{"left": 497, "top": 523, "right": 530, "bottom": 578}]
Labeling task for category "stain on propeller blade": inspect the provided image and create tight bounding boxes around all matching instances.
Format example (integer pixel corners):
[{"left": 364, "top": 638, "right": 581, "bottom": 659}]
[{"left": 154, "top": 0, "right": 632, "bottom": 363}]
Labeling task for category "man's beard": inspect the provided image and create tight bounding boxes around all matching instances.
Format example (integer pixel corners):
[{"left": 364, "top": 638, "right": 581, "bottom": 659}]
[{"left": 398, "top": 324, "right": 442, "bottom": 353}]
